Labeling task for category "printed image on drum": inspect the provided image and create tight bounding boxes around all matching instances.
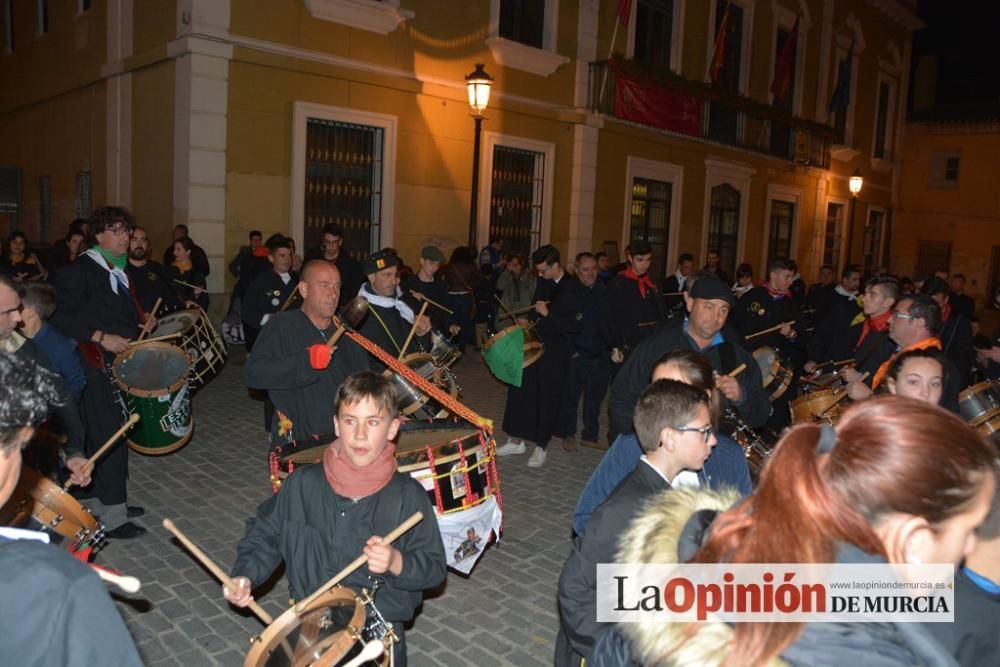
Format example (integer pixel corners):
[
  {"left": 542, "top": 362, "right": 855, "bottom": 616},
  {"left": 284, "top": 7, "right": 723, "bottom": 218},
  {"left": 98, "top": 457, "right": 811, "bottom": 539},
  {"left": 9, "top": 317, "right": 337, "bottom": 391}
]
[
  {"left": 395, "top": 428, "right": 496, "bottom": 513},
  {"left": 112, "top": 342, "right": 194, "bottom": 456},
  {"left": 152, "top": 308, "right": 228, "bottom": 390}
]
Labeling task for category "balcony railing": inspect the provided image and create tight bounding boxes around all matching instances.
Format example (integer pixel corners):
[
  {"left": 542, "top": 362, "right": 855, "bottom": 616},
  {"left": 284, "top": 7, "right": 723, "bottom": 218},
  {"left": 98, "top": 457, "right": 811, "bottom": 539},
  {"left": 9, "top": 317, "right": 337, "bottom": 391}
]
[{"left": 588, "top": 60, "right": 834, "bottom": 169}]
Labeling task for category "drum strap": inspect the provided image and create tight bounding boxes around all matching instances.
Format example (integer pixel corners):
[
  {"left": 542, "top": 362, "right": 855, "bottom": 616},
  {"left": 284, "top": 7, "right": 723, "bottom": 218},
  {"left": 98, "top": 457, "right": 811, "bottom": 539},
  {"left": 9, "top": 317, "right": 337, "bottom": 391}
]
[{"left": 368, "top": 306, "right": 403, "bottom": 355}]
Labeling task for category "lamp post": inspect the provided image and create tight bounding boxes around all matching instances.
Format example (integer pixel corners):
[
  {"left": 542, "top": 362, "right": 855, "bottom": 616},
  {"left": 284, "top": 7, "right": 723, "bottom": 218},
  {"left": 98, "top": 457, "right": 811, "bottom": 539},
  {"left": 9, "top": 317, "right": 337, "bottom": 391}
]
[
  {"left": 466, "top": 63, "right": 493, "bottom": 249},
  {"left": 845, "top": 168, "right": 864, "bottom": 264}
]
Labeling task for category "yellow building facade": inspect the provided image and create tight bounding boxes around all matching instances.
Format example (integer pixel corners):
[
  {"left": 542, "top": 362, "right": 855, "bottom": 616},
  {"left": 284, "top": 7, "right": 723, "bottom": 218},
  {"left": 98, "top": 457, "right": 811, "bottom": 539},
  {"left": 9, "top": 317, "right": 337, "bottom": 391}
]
[{"left": 0, "top": 0, "right": 921, "bottom": 299}]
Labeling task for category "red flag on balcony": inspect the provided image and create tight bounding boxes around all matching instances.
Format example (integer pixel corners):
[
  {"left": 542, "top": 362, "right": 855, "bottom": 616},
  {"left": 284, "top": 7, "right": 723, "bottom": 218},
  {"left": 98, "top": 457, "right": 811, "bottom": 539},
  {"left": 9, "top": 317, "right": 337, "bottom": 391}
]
[
  {"left": 708, "top": 2, "right": 732, "bottom": 83},
  {"left": 770, "top": 15, "right": 799, "bottom": 103},
  {"left": 614, "top": 72, "right": 702, "bottom": 137},
  {"left": 617, "top": 0, "right": 633, "bottom": 26}
]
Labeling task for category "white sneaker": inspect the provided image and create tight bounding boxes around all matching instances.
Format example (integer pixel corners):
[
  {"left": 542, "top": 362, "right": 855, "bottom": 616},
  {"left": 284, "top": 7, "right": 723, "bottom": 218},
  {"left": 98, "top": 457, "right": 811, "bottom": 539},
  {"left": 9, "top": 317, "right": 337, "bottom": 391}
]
[
  {"left": 496, "top": 440, "right": 527, "bottom": 456},
  {"left": 527, "top": 447, "right": 547, "bottom": 468}
]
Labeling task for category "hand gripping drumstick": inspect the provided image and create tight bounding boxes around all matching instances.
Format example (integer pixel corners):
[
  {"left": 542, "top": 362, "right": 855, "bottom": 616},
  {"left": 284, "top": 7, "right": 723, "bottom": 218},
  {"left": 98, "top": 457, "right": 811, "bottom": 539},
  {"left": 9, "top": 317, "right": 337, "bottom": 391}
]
[
  {"left": 399, "top": 302, "right": 429, "bottom": 360},
  {"left": 727, "top": 363, "right": 746, "bottom": 378},
  {"left": 136, "top": 297, "right": 162, "bottom": 342},
  {"left": 294, "top": 511, "right": 424, "bottom": 613},
  {"left": 63, "top": 414, "right": 139, "bottom": 490},
  {"left": 745, "top": 321, "right": 796, "bottom": 341},
  {"left": 161, "top": 519, "right": 275, "bottom": 626}
]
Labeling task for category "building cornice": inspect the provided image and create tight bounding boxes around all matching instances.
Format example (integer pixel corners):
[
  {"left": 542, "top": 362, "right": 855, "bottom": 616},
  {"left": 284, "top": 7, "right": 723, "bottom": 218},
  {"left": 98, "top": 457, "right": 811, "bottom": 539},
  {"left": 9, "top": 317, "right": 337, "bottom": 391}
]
[{"left": 863, "top": 0, "right": 924, "bottom": 31}]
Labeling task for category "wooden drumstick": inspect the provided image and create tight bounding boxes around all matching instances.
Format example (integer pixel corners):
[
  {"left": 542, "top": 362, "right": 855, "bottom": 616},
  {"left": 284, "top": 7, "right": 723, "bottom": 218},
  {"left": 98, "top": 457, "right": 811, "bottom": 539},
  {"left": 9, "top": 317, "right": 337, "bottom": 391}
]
[
  {"left": 727, "top": 363, "right": 747, "bottom": 378},
  {"left": 817, "top": 373, "right": 870, "bottom": 418},
  {"left": 410, "top": 291, "right": 454, "bottom": 315},
  {"left": 64, "top": 414, "right": 140, "bottom": 490},
  {"left": 90, "top": 563, "right": 142, "bottom": 594},
  {"left": 162, "top": 519, "right": 274, "bottom": 626},
  {"left": 137, "top": 297, "right": 162, "bottom": 342},
  {"left": 294, "top": 511, "right": 424, "bottom": 613},
  {"left": 497, "top": 301, "right": 549, "bottom": 320},
  {"left": 279, "top": 288, "right": 301, "bottom": 312},
  {"left": 493, "top": 294, "right": 516, "bottom": 321},
  {"left": 325, "top": 297, "right": 370, "bottom": 349},
  {"left": 745, "top": 321, "right": 796, "bottom": 341},
  {"left": 343, "top": 641, "right": 386, "bottom": 667},
  {"left": 172, "top": 278, "right": 204, "bottom": 291},
  {"left": 399, "top": 302, "right": 429, "bottom": 360},
  {"left": 127, "top": 332, "right": 181, "bottom": 347}
]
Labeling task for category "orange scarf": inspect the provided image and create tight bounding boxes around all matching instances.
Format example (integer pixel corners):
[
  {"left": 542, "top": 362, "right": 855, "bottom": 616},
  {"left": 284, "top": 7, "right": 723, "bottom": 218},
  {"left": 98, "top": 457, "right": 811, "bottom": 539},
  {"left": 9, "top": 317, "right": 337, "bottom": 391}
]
[
  {"left": 173, "top": 259, "right": 193, "bottom": 273},
  {"left": 855, "top": 310, "right": 892, "bottom": 350},
  {"left": 323, "top": 438, "right": 397, "bottom": 499},
  {"left": 871, "top": 337, "right": 942, "bottom": 390}
]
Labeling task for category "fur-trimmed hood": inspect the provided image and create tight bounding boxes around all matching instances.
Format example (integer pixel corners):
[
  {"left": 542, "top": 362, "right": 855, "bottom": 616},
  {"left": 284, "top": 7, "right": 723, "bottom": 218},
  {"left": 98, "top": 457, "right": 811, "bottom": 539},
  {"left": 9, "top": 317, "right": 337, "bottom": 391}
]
[{"left": 614, "top": 486, "right": 789, "bottom": 667}]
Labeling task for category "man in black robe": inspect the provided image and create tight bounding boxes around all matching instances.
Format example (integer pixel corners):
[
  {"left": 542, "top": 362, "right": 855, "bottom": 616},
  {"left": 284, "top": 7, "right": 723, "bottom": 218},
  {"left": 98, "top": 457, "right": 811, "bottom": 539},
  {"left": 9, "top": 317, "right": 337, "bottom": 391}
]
[
  {"left": 606, "top": 240, "right": 665, "bottom": 364},
  {"left": 50, "top": 207, "right": 152, "bottom": 538},
  {"left": 357, "top": 250, "right": 432, "bottom": 372},
  {"left": 495, "top": 245, "right": 582, "bottom": 468},
  {"left": 241, "top": 235, "right": 299, "bottom": 353},
  {"left": 923, "top": 276, "right": 975, "bottom": 389},
  {"left": 804, "top": 264, "right": 862, "bottom": 371},
  {"left": 246, "top": 260, "right": 368, "bottom": 448},
  {"left": 125, "top": 226, "right": 186, "bottom": 315}
]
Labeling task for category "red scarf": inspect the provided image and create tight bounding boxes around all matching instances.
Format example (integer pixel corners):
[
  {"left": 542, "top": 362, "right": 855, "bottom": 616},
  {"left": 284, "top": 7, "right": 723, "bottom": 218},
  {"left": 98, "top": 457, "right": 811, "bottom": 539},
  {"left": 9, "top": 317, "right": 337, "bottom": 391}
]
[
  {"left": 621, "top": 267, "right": 656, "bottom": 298},
  {"left": 764, "top": 284, "right": 789, "bottom": 299},
  {"left": 253, "top": 245, "right": 269, "bottom": 258},
  {"left": 323, "top": 438, "right": 397, "bottom": 498},
  {"left": 940, "top": 302, "right": 952, "bottom": 323},
  {"left": 855, "top": 310, "right": 892, "bottom": 350}
]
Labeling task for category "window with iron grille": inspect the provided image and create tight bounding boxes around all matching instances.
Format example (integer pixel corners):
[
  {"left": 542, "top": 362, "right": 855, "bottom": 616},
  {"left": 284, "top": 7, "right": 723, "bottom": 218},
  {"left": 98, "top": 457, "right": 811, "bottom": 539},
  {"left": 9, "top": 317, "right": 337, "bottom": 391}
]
[
  {"left": 0, "top": 166, "right": 21, "bottom": 231},
  {"left": 862, "top": 209, "right": 885, "bottom": 276},
  {"left": 499, "top": 0, "right": 544, "bottom": 49},
  {"left": 74, "top": 171, "right": 91, "bottom": 219},
  {"left": 39, "top": 175, "right": 51, "bottom": 242},
  {"left": 304, "top": 118, "right": 384, "bottom": 261},
  {"left": 915, "top": 240, "right": 951, "bottom": 279},
  {"left": 489, "top": 145, "right": 544, "bottom": 259},
  {"left": 823, "top": 202, "right": 844, "bottom": 268},
  {"left": 634, "top": 0, "right": 674, "bottom": 69},
  {"left": 708, "top": 183, "right": 740, "bottom": 279},
  {"left": 629, "top": 177, "right": 672, "bottom": 283},
  {"left": 767, "top": 200, "right": 795, "bottom": 263}
]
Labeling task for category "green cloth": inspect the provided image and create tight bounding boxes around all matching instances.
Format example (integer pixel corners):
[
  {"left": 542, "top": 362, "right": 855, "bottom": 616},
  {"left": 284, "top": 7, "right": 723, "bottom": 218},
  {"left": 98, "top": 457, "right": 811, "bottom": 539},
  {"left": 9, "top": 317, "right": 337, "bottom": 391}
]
[
  {"left": 96, "top": 246, "right": 127, "bottom": 270},
  {"left": 482, "top": 326, "right": 525, "bottom": 387}
]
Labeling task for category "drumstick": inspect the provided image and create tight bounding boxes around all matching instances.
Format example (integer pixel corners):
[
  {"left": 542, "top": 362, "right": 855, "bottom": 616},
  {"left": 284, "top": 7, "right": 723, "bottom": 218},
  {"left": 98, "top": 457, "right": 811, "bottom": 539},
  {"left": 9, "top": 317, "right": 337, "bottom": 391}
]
[
  {"left": 343, "top": 641, "right": 386, "bottom": 667},
  {"left": 127, "top": 332, "right": 181, "bottom": 346},
  {"left": 745, "top": 321, "right": 796, "bottom": 341},
  {"left": 136, "top": 297, "right": 162, "bottom": 342},
  {"left": 161, "top": 519, "right": 275, "bottom": 626},
  {"left": 64, "top": 414, "right": 140, "bottom": 490},
  {"left": 727, "top": 363, "right": 746, "bottom": 378},
  {"left": 89, "top": 563, "right": 141, "bottom": 594},
  {"left": 497, "top": 302, "right": 550, "bottom": 320},
  {"left": 293, "top": 511, "right": 424, "bottom": 613},
  {"left": 493, "top": 295, "right": 516, "bottom": 321},
  {"left": 172, "top": 278, "right": 205, "bottom": 291},
  {"left": 410, "top": 291, "right": 454, "bottom": 315},
  {"left": 814, "top": 357, "right": 855, "bottom": 370},
  {"left": 399, "top": 302, "right": 429, "bottom": 360},
  {"left": 279, "top": 288, "right": 301, "bottom": 312},
  {"left": 817, "top": 373, "right": 870, "bottom": 418},
  {"left": 662, "top": 291, "right": 685, "bottom": 296}
]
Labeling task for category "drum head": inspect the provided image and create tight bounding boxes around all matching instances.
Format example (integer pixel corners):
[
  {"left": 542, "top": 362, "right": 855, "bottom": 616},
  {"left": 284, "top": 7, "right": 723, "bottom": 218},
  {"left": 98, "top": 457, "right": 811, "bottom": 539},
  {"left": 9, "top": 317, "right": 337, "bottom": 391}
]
[
  {"left": 153, "top": 311, "right": 198, "bottom": 337},
  {"left": 114, "top": 343, "right": 190, "bottom": 396}
]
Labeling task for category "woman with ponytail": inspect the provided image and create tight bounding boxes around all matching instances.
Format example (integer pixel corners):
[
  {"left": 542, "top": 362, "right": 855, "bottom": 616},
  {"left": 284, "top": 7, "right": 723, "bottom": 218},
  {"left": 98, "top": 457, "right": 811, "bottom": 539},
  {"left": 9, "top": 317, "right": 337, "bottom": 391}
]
[{"left": 605, "top": 396, "right": 996, "bottom": 667}]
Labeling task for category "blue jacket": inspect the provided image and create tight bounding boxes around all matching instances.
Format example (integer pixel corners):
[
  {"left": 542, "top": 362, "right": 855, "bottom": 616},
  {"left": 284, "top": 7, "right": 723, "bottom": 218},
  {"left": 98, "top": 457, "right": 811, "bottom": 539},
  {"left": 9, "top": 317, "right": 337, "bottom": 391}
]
[
  {"left": 572, "top": 431, "right": 751, "bottom": 535},
  {"left": 32, "top": 322, "right": 86, "bottom": 401}
]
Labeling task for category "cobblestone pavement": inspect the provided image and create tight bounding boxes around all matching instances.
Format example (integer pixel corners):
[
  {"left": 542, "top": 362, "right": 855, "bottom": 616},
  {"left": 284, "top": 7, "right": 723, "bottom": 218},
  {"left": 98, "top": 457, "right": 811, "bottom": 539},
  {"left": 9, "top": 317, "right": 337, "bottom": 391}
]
[{"left": 97, "top": 346, "right": 610, "bottom": 666}]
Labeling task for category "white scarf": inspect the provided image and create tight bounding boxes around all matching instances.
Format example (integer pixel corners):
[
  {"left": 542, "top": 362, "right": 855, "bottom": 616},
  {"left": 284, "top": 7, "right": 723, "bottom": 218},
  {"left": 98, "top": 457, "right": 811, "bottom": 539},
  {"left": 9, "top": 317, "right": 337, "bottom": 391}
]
[
  {"left": 835, "top": 284, "right": 858, "bottom": 301},
  {"left": 674, "top": 271, "right": 687, "bottom": 290},
  {"left": 83, "top": 248, "right": 130, "bottom": 295},
  {"left": 358, "top": 283, "right": 415, "bottom": 323}
]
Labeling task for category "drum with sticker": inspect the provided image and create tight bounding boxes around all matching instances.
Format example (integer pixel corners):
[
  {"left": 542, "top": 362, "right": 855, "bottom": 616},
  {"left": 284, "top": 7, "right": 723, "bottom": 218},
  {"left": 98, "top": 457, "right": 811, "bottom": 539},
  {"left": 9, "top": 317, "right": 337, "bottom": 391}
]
[
  {"left": 151, "top": 307, "right": 227, "bottom": 389},
  {"left": 112, "top": 342, "right": 194, "bottom": 456}
]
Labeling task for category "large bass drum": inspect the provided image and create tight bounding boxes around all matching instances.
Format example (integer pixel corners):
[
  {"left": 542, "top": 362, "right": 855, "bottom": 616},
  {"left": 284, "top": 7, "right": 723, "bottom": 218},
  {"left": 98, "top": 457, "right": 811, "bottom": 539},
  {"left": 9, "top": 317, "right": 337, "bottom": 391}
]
[{"left": 152, "top": 308, "right": 227, "bottom": 389}]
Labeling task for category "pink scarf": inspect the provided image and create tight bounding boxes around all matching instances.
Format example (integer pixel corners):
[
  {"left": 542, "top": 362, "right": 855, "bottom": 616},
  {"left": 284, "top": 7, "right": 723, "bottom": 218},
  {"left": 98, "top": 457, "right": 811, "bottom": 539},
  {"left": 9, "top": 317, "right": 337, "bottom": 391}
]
[{"left": 323, "top": 438, "right": 397, "bottom": 498}]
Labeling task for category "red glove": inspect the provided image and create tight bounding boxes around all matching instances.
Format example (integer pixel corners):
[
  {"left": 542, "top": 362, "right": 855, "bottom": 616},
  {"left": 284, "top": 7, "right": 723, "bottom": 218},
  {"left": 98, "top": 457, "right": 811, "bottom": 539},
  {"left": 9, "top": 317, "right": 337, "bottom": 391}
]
[{"left": 308, "top": 344, "right": 332, "bottom": 370}]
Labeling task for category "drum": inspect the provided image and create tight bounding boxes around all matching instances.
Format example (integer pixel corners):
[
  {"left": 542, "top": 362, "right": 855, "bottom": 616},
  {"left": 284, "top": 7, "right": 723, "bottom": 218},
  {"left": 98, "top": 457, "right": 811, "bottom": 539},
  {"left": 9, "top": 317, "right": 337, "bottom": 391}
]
[
  {"left": 789, "top": 389, "right": 845, "bottom": 424},
  {"left": 800, "top": 370, "right": 845, "bottom": 394},
  {"left": 243, "top": 586, "right": 391, "bottom": 667},
  {"left": 395, "top": 425, "right": 500, "bottom": 515},
  {"left": 112, "top": 342, "right": 194, "bottom": 456},
  {"left": 975, "top": 413, "right": 1000, "bottom": 450},
  {"left": 753, "top": 347, "right": 793, "bottom": 402},
  {"left": 720, "top": 411, "right": 772, "bottom": 485},
  {"left": 429, "top": 330, "right": 461, "bottom": 368},
  {"left": 271, "top": 441, "right": 331, "bottom": 491},
  {"left": 152, "top": 308, "right": 227, "bottom": 389},
  {"left": 382, "top": 353, "right": 459, "bottom": 420},
  {"left": 958, "top": 380, "right": 1000, "bottom": 425},
  {"left": 483, "top": 322, "right": 544, "bottom": 369},
  {"left": 0, "top": 468, "right": 103, "bottom": 549}
]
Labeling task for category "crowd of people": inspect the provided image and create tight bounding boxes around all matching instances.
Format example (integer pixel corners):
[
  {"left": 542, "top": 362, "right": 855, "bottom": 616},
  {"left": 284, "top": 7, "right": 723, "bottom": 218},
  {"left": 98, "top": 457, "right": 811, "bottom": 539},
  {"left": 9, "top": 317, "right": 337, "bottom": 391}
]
[{"left": 1, "top": 208, "right": 999, "bottom": 666}]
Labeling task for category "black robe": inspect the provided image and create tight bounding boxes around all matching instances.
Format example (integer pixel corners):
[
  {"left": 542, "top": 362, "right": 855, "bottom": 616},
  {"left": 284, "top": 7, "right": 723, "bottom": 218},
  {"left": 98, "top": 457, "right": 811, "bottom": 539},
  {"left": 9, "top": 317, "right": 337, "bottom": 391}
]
[
  {"left": 854, "top": 328, "right": 896, "bottom": 381},
  {"left": 245, "top": 309, "right": 369, "bottom": 445},
  {"left": 733, "top": 286, "right": 809, "bottom": 365},
  {"left": 940, "top": 312, "right": 974, "bottom": 389},
  {"left": 356, "top": 297, "right": 430, "bottom": 373},
  {"left": 502, "top": 274, "right": 582, "bottom": 446},
  {"left": 241, "top": 270, "right": 299, "bottom": 352},
  {"left": 401, "top": 274, "right": 453, "bottom": 332},
  {"left": 125, "top": 260, "right": 185, "bottom": 315},
  {"left": 806, "top": 294, "right": 862, "bottom": 365},
  {"left": 165, "top": 263, "right": 208, "bottom": 310},
  {"left": 605, "top": 273, "right": 666, "bottom": 354}
]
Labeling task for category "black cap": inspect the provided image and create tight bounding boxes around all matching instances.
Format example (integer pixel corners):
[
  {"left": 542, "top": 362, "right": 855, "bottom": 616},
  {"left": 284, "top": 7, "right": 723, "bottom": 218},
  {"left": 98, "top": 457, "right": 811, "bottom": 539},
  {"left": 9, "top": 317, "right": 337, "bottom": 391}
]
[
  {"left": 420, "top": 245, "right": 446, "bottom": 262},
  {"left": 363, "top": 250, "right": 400, "bottom": 274},
  {"left": 690, "top": 275, "right": 735, "bottom": 306}
]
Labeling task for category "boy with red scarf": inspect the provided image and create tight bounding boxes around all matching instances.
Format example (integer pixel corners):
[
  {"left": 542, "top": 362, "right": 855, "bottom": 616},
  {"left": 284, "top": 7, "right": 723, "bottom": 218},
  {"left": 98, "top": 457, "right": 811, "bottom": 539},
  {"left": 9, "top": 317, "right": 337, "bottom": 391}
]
[
  {"left": 225, "top": 372, "right": 446, "bottom": 666},
  {"left": 606, "top": 240, "right": 666, "bottom": 364}
]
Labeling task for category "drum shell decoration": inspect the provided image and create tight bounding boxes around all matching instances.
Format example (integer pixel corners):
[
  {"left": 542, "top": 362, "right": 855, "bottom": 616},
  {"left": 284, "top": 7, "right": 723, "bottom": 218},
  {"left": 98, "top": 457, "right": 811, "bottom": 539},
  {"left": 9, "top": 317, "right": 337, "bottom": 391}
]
[
  {"left": 112, "top": 342, "right": 194, "bottom": 456},
  {"left": 152, "top": 308, "right": 227, "bottom": 390}
]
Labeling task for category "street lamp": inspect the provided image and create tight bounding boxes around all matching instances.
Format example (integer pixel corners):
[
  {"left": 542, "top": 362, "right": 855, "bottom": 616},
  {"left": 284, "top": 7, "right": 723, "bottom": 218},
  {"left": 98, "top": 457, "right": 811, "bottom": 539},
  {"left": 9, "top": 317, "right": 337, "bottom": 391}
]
[
  {"left": 845, "top": 168, "right": 864, "bottom": 264},
  {"left": 466, "top": 63, "right": 493, "bottom": 249}
]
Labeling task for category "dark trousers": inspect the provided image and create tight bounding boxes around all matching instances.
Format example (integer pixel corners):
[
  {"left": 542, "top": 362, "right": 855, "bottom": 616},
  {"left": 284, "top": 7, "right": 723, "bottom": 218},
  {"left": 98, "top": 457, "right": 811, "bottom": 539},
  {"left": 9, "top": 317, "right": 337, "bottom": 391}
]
[
  {"left": 243, "top": 322, "right": 273, "bottom": 432},
  {"left": 80, "top": 363, "right": 128, "bottom": 505},
  {"left": 562, "top": 353, "right": 610, "bottom": 441}
]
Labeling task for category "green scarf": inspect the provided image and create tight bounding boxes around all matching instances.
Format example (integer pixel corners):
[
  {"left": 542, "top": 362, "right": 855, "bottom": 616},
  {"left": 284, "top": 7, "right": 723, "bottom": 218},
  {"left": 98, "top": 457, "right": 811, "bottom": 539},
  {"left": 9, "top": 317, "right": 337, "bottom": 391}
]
[{"left": 96, "top": 246, "right": 127, "bottom": 271}]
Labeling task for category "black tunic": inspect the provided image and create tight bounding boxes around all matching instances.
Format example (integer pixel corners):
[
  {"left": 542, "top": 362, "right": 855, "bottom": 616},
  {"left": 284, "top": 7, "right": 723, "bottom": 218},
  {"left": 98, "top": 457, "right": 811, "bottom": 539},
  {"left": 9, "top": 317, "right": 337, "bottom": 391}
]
[
  {"left": 125, "top": 260, "right": 185, "bottom": 315},
  {"left": 605, "top": 273, "right": 666, "bottom": 354},
  {"left": 854, "top": 328, "right": 896, "bottom": 381},
  {"left": 806, "top": 294, "right": 862, "bottom": 365},
  {"left": 165, "top": 263, "right": 208, "bottom": 310},
  {"left": 357, "top": 298, "right": 430, "bottom": 373},
  {"left": 245, "top": 309, "right": 369, "bottom": 445},
  {"left": 241, "top": 270, "right": 299, "bottom": 352},
  {"left": 502, "top": 274, "right": 582, "bottom": 446},
  {"left": 232, "top": 465, "right": 447, "bottom": 622},
  {"left": 733, "top": 286, "right": 808, "bottom": 367},
  {"left": 401, "top": 274, "right": 453, "bottom": 332}
]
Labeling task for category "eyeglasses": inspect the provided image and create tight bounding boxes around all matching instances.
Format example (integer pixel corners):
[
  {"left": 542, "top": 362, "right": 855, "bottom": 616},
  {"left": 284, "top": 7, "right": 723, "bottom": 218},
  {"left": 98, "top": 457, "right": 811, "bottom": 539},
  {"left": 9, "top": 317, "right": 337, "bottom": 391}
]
[
  {"left": 106, "top": 225, "right": 132, "bottom": 237},
  {"left": 673, "top": 424, "right": 715, "bottom": 443},
  {"left": 892, "top": 311, "right": 917, "bottom": 321}
]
